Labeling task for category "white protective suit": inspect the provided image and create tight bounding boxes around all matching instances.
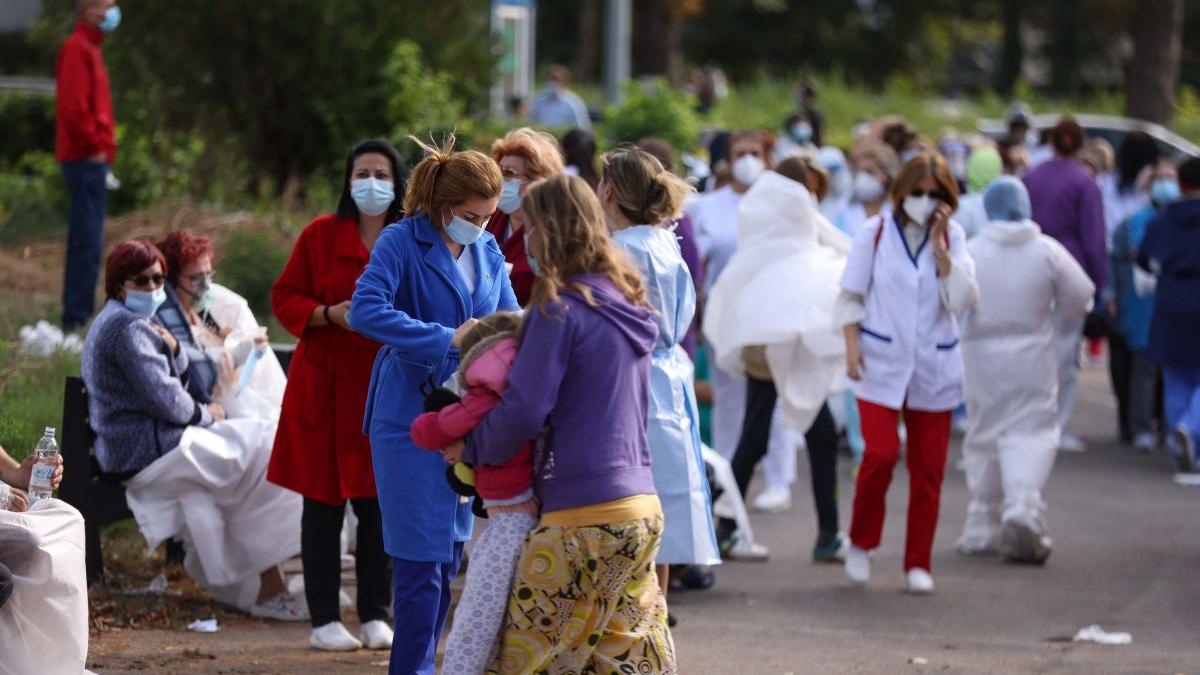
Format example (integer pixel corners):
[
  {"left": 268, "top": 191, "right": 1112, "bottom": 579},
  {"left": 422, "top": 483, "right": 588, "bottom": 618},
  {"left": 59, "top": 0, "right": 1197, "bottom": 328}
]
[
  {"left": 957, "top": 220, "right": 1095, "bottom": 556},
  {"left": 0, "top": 499, "right": 88, "bottom": 675},
  {"left": 703, "top": 171, "right": 850, "bottom": 434},
  {"left": 125, "top": 283, "right": 297, "bottom": 611}
]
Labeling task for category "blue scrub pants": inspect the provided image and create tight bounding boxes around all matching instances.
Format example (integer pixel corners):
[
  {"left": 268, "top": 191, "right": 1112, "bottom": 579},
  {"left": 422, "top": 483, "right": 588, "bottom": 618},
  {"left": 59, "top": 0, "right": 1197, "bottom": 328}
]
[
  {"left": 60, "top": 160, "right": 108, "bottom": 330},
  {"left": 1164, "top": 365, "right": 1200, "bottom": 460},
  {"left": 389, "top": 542, "right": 464, "bottom": 675}
]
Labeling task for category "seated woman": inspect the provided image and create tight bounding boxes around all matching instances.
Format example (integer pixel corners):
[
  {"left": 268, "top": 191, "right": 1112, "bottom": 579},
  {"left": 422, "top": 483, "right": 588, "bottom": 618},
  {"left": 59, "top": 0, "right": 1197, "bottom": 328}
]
[
  {"left": 154, "top": 230, "right": 286, "bottom": 420},
  {"left": 81, "top": 238, "right": 304, "bottom": 620}
]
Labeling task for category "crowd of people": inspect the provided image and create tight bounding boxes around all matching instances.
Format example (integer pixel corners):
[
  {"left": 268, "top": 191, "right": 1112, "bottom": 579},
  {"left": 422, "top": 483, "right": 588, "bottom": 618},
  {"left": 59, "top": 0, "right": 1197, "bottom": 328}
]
[{"left": 1, "top": 1, "right": 1198, "bottom": 672}]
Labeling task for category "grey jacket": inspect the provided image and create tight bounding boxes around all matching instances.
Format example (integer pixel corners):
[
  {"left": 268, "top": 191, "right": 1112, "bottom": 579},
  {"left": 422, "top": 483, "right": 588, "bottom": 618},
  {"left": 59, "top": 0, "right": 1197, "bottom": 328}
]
[{"left": 81, "top": 300, "right": 213, "bottom": 476}]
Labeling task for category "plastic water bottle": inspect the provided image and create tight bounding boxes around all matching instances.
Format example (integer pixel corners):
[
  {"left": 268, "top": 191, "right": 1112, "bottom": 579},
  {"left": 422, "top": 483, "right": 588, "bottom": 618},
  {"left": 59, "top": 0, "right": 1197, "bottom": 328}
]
[{"left": 28, "top": 427, "right": 58, "bottom": 504}]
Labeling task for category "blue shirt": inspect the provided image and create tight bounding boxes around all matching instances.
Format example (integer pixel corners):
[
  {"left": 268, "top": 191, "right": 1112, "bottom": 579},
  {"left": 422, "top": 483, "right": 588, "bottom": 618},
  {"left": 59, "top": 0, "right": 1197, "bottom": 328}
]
[
  {"left": 349, "top": 214, "right": 518, "bottom": 562},
  {"left": 530, "top": 86, "right": 591, "bottom": 128}
]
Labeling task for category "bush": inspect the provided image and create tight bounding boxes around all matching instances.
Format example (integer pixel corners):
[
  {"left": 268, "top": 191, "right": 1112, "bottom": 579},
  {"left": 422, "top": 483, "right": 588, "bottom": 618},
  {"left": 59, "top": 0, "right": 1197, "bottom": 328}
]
[
  {"left": 216, "top": 229, "right": 292, "bottom": 320},
  {"left": 0, "top": 151, "right": 66, "bottom": 243},
  {"left": 0, "top": 91, "right": 55, "bottom": 165},
  {"left": 603, "top": 80, "right": 701, "bottom": 154}
]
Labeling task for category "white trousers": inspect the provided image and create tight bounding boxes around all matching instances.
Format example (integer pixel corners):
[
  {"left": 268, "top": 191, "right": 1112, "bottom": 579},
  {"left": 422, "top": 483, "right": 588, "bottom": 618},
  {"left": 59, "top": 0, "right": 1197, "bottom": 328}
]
[
  {"left": 711, "top": 364, "right": 797, "bottom": 490},
  {"left": 1054, "top": 313, "right": 1086, "bottom": 433}
]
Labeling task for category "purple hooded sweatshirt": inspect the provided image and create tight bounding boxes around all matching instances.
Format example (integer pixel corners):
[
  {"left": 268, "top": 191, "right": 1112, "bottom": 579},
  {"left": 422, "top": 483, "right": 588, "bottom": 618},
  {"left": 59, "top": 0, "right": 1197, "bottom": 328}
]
[
  {"left": 463, "top": 273, "right": 659, "bottom": 512},
  {"left": 1023, "top": 157, "right": 1108, "bottom": 290}
]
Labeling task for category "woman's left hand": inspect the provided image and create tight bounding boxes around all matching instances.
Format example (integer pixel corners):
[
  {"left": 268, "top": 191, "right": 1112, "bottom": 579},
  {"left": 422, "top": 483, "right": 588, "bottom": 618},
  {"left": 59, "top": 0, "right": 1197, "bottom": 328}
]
[
  {"left": 930, "top": 203, "right": 953, "bottom": 253},
  {"left": 153, "top": 324, "right": 179, "bottom": 355},
  {"left": 18, "top": 453, "right": 64, "bottom": 490},
  {"left": 442, "top": 440, "right": 464, "bottom": 464}
]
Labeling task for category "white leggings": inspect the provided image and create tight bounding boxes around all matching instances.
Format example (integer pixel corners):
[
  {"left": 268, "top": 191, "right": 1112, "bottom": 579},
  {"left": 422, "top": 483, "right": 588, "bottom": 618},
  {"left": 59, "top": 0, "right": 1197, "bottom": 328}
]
[{"left": 442, "top": 510, "right": 539, "bottom": 675}]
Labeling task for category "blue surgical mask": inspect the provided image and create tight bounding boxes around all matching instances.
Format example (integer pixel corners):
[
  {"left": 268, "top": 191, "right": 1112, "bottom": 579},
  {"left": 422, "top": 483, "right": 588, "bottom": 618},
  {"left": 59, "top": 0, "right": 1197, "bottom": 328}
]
[
  {"left": 350, "top": 178, "right": 394, "bottom": 216},
  {"left": 789, "top": 122, "right": 812, "bottom": 144},
  {"left": 124, "top": 286, "right": 166, "bottom": 317},
  {"left": 99, "top": 5, "right": 121, "bottom": 33},
  {"left": 524, "top": 234, "right": 541, "bottom": 277},
  {"left": 1150, "top": 179, "right": 1181, "bottom": 206},
  {"left": 444, "top": 213, "right": 486, "bottom": 246},
  {"left": 499, "top": 179, "right": 522, "bottom": 214}
]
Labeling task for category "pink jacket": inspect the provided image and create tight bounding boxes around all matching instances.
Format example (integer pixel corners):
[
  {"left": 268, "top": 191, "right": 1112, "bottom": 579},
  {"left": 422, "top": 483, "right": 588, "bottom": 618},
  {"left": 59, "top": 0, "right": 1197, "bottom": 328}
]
[{"left": 410, "top": 337, "right": 534, "bottom": 502}]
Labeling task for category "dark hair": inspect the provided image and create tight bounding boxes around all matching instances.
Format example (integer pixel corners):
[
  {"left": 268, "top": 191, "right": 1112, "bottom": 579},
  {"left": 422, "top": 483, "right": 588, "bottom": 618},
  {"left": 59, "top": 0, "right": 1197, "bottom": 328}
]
[
  {"left": 156, "top": 230, "right": 214, "bottom": 286},
  {"left": 1051, "top": 117, "right": 1085, "bottom": 157},
  {"left": 1116, "top": 131, "right": 1160, "bottom": 193},
  {"left": 336, "top": 139, "right": 407, "bottom": 223},
  {"left": 637, "top": 137, "right": 676, "bottom": 172},
  {"left": 1179, "top": 156, "right": 1200, "bottom": 191},
  {"left": 105, "top": 238, "right": 167, "bottom": 299},
  {"left": 561, "top": 128, "right": 599, "bottom": 190}
]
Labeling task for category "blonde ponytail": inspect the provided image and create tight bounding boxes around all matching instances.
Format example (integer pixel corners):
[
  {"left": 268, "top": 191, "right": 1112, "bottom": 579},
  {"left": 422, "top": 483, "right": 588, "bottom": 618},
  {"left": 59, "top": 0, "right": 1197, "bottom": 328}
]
[{"left": 601, "top": 148, "right": 693, "bottom": 226}]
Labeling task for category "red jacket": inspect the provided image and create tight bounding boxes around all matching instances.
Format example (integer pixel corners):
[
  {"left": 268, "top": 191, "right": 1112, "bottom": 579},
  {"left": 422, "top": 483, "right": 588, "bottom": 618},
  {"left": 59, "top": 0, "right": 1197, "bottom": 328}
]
[
  {"left": 55, "top": 21, "right": 115, "bottom": 163},
  {"left": 486, "top": 210, "right": 535, "bottom": 306},
  {"left": 410, "top": 337, "right": 534, "bottom": 502},
  {"left": 268, "top": 214, "right": 382, "bottom": 504}
]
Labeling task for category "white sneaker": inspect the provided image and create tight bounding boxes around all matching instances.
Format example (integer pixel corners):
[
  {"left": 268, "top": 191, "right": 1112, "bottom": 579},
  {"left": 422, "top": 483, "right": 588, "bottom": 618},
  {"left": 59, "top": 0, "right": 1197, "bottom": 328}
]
[
  {"left": 360, "top": 620, "right": 394, "bottom": 650},
  {"left": 905, "top": 568, "right": 934, "bottom": 595},
  {"left": 250, "top": 591, "right": 309, "bottom": 622},
  {"left": 1132, "top": 432, "right": 1156, "bottom": 454},
  {"left": 844, "top": 545, "right": 870, "bottom": 586},
  {"left": 1174, "top": 426, "right": 1196, "bottom": 473},
  {"left": 1059, "top": 433, "right": 1087, "bottom": 453},
  {"left": 726, "top": 532, "right": 770, "bottom": 561},
  {"left": 310, "top": 621, "right": 362, "bottom": 651},
  {"left": 751, "top": 485, "right": 792, "bottom": 513}
]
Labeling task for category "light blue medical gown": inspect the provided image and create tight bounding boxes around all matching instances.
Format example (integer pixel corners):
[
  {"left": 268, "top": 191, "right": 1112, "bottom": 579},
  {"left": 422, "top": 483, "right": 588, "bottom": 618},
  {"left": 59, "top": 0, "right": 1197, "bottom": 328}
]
[{"left": 614, "top": 225, "right": 721, "bottom": 565}]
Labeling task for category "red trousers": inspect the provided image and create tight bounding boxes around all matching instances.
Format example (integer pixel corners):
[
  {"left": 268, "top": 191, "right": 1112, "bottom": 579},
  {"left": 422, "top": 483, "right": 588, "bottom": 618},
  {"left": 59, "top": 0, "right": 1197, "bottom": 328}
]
[{"left": 849, "top": 399, "right": 952, "bottom": 572}]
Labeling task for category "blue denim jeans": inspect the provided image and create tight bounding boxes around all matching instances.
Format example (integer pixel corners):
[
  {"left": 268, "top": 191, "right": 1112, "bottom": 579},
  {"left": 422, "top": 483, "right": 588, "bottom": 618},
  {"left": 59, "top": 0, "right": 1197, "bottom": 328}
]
[
  {"left": 61, "top": 160, "right": 108, "bottom": 330},
  {"left": 1163, "top": 365, "right": 1200, "bottom": 458}
]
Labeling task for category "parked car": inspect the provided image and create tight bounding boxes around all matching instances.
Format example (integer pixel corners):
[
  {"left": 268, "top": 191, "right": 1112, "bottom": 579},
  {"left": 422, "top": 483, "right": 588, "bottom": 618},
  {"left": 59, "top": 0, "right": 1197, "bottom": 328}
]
[{"left": 978, "top": 113, "right": 1198, "bottom": 160}]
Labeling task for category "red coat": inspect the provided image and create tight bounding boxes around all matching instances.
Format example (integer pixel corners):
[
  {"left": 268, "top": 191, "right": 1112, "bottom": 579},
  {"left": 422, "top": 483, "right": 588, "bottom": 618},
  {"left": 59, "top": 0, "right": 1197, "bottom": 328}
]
[
  {"left": 486, "top": 210, "right": 536, "bottom": 306},
  {"left": 55, "top": 21, "right": 115, "bottom": 163},
  {"left": 268, "top": 214, "right": 381, "bottom": 504}
]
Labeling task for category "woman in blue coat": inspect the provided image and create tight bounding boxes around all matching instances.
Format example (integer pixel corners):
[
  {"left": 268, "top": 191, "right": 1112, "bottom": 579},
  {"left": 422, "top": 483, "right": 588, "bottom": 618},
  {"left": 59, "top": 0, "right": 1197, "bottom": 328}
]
[{"left": 348, "top": 135, "right": 516, "bottom": 674}]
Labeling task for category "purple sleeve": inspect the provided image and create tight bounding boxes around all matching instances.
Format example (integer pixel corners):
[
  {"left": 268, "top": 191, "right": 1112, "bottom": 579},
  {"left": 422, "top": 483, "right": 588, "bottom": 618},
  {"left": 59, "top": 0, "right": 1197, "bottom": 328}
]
[
  {"left": 674, "top": 215, "right": 703, "bottom": 359},
  {"left": 462, "top": 304, "right": 573, "bottom": 467},
  {"left": 1078, "top": 177, "right": 1108, "bottom": 292}
]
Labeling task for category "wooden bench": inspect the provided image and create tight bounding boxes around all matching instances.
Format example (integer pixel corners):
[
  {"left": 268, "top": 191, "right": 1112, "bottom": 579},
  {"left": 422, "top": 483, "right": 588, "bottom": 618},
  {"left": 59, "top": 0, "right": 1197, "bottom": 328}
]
[{"left": 58, "top": 343, "right": 295, "bottom": 584}]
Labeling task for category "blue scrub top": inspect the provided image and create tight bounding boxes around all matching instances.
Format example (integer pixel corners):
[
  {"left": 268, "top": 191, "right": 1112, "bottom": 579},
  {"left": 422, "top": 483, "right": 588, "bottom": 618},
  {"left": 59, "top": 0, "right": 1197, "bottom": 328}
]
[{"left": 349, "top": 214, "right": 519, "bottom": 562}]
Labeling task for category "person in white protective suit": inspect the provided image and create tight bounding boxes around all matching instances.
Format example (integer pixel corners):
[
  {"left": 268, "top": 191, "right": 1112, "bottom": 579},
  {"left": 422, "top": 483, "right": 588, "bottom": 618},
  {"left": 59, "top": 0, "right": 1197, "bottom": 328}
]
[
  {"left": 703, "top": 158, "right": 850, "bottom": 561},
  {"left": 956, "top": 177, "right": 1094, "bottom": 563},
  {"left": 686, "top": 131, "right": 802, "bottom": 513},
  {"left": 600, "top": 148, "right": 721, "bottom": 601}
]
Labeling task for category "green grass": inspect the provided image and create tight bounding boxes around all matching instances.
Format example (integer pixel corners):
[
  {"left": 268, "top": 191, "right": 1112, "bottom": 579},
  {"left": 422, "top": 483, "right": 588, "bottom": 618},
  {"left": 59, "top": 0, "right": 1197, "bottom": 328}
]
[{"left": 0, "top": 343, "right": 79, "bottom": 461}]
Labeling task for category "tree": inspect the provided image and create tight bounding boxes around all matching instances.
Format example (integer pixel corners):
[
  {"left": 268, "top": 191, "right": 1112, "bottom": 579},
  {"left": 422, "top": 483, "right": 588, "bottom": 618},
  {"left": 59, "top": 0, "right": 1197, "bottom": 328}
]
[
  {"left": 1125, "top": 0, "right": 1184, "bottom": 126},
  {"left": 996, "top": 0, "right": 1023, "bottom": 95}
]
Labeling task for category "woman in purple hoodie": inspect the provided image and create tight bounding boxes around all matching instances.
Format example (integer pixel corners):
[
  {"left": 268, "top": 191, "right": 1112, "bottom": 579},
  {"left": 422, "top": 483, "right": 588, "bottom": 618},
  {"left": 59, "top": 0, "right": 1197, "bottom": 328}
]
[{"left": 446, "top": 174, "right": 674, "bottom": 673}]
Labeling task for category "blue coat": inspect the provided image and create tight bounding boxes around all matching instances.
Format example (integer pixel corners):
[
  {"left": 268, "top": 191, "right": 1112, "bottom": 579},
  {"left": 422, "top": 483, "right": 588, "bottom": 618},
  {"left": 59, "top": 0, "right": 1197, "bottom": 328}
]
[
  {"left": 349, "top": 214, "right": 518, "bottom": 562},
  {"left": 1139, "top": 197, "right": 1200, "bottom": 368}
]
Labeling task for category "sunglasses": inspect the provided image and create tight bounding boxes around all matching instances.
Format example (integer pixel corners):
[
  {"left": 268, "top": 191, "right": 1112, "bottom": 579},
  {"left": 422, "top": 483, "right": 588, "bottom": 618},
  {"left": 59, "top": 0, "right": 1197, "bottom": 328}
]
[
  {"left": 128, "top": 273, "right": 165, "bottom": 288},
  {"left": 909, "top": 188, "right": 948, "bottom": 201}
]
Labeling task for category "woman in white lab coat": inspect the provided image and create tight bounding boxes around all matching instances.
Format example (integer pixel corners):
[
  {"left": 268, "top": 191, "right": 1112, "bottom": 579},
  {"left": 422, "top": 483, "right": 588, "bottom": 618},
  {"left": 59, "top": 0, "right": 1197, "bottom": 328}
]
[
  {"left": 956, "top": 177, "right": 1094, "bottom": 564},
  {"left": 835, "top": 153, "right": 979, "bottom": 594}
]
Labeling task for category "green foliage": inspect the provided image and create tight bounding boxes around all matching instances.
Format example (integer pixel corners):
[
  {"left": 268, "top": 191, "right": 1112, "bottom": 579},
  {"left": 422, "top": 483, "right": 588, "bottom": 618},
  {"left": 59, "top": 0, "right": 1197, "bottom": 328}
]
[
  {"left": 216, "top": 229, "right": 292, "bottom": 320},
  {"left": 383, "top": 40, "right": 476, "bottom": 163},
  {"left": 107, "top": 114, "right": 205, "bottom": 215},
  {"left": 0, "top": 151, "right": 66, "bottom": 243},
  {"left": 603, "top": 81, "right": 701, "bottom": 153},
  {"left": 0, "top": 91, "right": 55, "bottom": 164}
]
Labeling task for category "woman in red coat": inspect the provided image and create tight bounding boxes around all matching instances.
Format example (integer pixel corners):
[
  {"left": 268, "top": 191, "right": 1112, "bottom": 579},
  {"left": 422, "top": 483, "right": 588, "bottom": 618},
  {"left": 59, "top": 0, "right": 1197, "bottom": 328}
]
[{"left": 269, "top": 139, "right": 404, "bottom": 653}]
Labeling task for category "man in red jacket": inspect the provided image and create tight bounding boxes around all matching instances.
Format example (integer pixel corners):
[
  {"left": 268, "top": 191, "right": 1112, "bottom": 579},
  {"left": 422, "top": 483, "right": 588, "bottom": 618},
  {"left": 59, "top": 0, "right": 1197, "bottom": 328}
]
[{"left": 56, "top": 0, "right": 120, "bottom": 331}]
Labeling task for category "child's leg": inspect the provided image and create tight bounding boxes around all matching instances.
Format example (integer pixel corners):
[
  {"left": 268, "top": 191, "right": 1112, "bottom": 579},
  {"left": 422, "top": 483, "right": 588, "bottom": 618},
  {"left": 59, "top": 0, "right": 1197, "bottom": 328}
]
[{"left": 442, "top": 510, "right": 538, "bottom": 675}]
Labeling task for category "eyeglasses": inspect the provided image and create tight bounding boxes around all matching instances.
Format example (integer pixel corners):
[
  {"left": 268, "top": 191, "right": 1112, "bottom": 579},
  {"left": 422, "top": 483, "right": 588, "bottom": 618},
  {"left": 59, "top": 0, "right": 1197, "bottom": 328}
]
[
  {"left": 909, "top": 188, "right": 948, "bottom": 201},
  {"left": 501, "top": 168, "right": 527, "bottom": 181},
  {"left": 128, "top": 273, "right": 165, "bottom": 288},
  {"left": 188, "top": 272, "right": 214, "bottom": 286}
]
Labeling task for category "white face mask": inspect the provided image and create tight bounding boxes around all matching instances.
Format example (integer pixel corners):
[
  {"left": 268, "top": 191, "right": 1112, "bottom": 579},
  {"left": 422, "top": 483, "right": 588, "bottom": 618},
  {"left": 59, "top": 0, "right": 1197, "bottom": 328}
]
[
  {"left": 903, "top": 195, "right": 937, "bottom": 225},
  {"left": 852, "top": 172, "right": 885, "bottom": 203},
  {"left": 731, "top": 154, "right": 765, "bottom": 186}
]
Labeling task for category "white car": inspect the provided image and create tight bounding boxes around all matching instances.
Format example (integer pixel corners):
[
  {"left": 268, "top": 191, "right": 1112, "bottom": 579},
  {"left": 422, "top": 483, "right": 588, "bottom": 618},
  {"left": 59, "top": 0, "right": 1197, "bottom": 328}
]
[{"left": 979, "top": 113, "right": 1198, "bottom": 159}]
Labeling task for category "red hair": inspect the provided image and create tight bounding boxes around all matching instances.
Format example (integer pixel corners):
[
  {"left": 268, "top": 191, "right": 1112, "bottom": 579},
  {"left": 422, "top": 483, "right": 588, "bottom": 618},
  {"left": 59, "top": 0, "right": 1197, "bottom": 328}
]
[
  {"left": 156, "top": 230, "right": 214, "bottom": 286},
  {"left": 105, "top": 238, "right": 168, "bottom": 299}
]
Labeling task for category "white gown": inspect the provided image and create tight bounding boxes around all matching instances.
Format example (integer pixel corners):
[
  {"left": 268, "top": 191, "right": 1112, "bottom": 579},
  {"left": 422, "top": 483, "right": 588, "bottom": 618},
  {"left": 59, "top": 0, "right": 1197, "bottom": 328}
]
[
  {"left": 703, "top": 171, "right": 850, "bottom": 434},
  {"left": 957, "top": 220, "right": 1095, "bottom": 552},
  {"left": 124, "top": 284, "right": 298, "bottom": 610},
  {"left": 0, "top": 499, "right": 88, "bottom": 675}
]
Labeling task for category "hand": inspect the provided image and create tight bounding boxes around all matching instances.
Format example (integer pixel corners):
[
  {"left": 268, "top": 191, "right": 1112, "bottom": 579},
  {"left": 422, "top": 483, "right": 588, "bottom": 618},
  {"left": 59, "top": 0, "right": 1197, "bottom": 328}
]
[
  {"left": 207, "top": 402, "right": 226, "bottom": 422},
  {"left": 327, "top": 301, "right": 352, "bottom": 331},
  {"left": 443, "top": 439, "right": 464, "bottom": 463},
  {"left": 930, "top": 203, "right": 953, "bottom": 252},
  {"left": 451, "top": 318, "right": 479, "bottom": 349},
  {"left": 87, "top": 151, "right": 107, "bottom": 164},
  {"left": 19, "top": 453, "right": 63, "bottom": 491},
  {"left": 212, "top": 350, "right": 237, "bottom": 398},
  {"left": 152, "top": 324, "right": 179, "bottom": 355},
  {"left": 5, "top": 488, "right": 29, "bottom": 513},
  {"left": 253, "top": 333, "right": 269, "bottom": 348},
  {"left": 846, "top": 338, "right": 866, "bottom": 381}
]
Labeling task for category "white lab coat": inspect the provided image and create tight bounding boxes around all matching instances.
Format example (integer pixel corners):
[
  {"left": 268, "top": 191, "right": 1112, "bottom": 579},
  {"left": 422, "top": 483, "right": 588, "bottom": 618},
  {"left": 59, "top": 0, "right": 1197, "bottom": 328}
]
[
  {"left": 957, "top": 220, "right": 1094, "bottom": 549},
  {"left": 838, "top": 214, "right": 978, "bottom": 412},
  {"left": 703, "top": 171, "right": 850, "bottom": 432},
  {"left": 0, "top": 499, "right": 88, "bottom": 675}
]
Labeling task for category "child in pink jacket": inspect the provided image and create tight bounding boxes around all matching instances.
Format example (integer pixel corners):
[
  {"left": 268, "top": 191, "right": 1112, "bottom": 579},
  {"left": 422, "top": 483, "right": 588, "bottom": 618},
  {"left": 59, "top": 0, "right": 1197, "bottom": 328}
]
[{"left": 409, "top": 312, "right": 536, "bottom": 674}]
